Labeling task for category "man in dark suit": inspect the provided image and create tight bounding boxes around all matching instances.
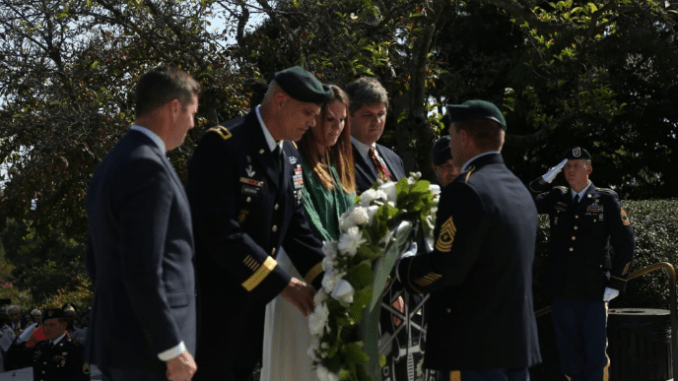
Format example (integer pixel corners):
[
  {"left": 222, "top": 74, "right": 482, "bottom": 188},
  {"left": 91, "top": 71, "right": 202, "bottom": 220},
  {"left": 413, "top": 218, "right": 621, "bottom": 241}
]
[
  {"left": 85, "top": 66, "right": 199, "bottom": 381},
  {"left": 32, "top": 308, "right": 89, "bottom": 381},
  {"left": 187, "top": 66, "right": 330, "bottom": 381},
  {"left": 398, "top": 100, "right": 542, "bottom": 381},
  {"left": 345, "top": 77, "right": 405, "bottom": 192},
  {"left": 529, "top": 147, "right": 635, "bottom": 381}
]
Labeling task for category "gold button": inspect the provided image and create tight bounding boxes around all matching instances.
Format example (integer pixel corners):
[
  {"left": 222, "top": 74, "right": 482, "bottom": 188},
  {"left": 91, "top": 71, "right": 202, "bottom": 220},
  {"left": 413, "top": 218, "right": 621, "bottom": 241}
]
[
  {"left": 446, "top": 308, "right": 451, "bottom": 313},
  {"left": 575, "top": 215, "right": 579, "bottom": 219},
  {"left": 271, "top": 247, "right": 276, "bottom": 255},
  {"left": 574, "top": 226, "right": 578, "bottom": 230},
  {"left": 571, "top": 236, "right": 576, "bottom": 240},
  {"left": 272, "top": 225, "right": 278, "bottom": 232},
  {"left": 274, "top": 203, "right": 279, "bottom": 210},
  {"left": 569, "top": 247, "right": 574, "bottom": 252},
  {"left": 246, "top": 197, "right": 251, "bottom": 203}
]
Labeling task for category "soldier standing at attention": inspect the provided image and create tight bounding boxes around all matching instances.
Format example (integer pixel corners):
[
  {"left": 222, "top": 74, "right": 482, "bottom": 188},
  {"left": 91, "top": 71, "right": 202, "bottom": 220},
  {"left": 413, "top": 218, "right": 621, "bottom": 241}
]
[
  {"left": 32, "top": 308, "right": 89, "bottom": 381},
  {"left": 187, "top": 66, "right": 331, "bottom": 381},
  {"left": 530, "top": 146, "right": 635, "bottom": 381}
]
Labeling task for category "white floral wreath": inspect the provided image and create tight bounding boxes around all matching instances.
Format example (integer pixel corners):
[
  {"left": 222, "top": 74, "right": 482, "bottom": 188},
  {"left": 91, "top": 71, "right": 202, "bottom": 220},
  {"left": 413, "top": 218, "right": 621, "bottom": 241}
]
[{"left": 308, "top": 173, "right": 440, "bottom": 381}]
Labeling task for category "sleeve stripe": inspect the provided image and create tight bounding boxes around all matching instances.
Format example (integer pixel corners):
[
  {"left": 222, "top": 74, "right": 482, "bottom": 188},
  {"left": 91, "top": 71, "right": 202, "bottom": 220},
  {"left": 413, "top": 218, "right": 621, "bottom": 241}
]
[
  {"left": 305, "top": 262, "right": 323, "bottom": 284},
  {"left": 242, "top": 256, "right": 277, "bottom": 291}
]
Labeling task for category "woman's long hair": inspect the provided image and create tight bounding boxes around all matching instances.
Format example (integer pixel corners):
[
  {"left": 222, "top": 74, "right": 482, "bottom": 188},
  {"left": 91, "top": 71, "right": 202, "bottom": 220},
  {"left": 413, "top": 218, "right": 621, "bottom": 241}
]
[{"left": 298, "top": 85, "right": 356, "bottom": 194}]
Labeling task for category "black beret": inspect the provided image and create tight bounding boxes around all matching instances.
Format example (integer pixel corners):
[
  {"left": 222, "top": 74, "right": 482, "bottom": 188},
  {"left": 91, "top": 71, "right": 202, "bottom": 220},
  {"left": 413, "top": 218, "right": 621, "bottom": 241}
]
[
  {"left": 446, "top": 100, "right": 507, "bottom": 130},
  {"left": 432, "top": 136, "right": 453, "bottom": 165},
  {"left": 43, "top": 308, "right": 67, "bottom": 322},
  {"left": 563, "top": 146, "right": 591, "bottom": 160},
  {"left": 273, "top": 66, "right": 332, "bottom": 104}
]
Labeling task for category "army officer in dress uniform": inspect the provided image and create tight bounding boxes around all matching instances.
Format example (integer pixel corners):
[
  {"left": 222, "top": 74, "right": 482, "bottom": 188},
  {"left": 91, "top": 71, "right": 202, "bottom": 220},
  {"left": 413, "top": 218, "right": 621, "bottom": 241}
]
[
  {"left": 187, "top": 66, "right": 331, "bottom": 381},
  {"left": 529, "top": 146, "right": 635, "bottom": 381},
  {"left": 32, "top": 308, "right": 89, "bottom": 381},
  {"left": 398, "top": 100, "right": 542, "bottom": 381}
]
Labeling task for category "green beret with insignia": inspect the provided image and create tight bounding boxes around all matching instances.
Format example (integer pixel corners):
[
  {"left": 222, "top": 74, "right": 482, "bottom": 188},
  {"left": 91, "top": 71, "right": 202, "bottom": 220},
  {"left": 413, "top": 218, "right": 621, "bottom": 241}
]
[
  {"left": 446, "top": 99, "right": 507, "bottom": 130},
  {"left": 563, "top": 146, "right": 591, "bottom": 160},
  {"left": 432, "top": 135, "right": 452, "bottom": 165},
  {"left": 273, "top": 66, "right": 332, "bottom": 104}
]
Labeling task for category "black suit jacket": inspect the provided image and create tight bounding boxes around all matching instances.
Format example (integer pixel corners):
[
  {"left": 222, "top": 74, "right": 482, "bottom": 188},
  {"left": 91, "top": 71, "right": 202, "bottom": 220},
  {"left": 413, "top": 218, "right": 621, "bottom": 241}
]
[
  {"left": 399, "top": 153, "right": 542, "bottom": 370},
  {"left": 85, "top": 130, "right": 196, "bottom": 374},
  {"left": 530, "top": 179, "right": 635, "bottom": 300},
  {"left": 352, "top": 141, "right": 406, "bottom": 192},
  {"left": 187, "top": 111, "right": 325, "bottom": 376}
]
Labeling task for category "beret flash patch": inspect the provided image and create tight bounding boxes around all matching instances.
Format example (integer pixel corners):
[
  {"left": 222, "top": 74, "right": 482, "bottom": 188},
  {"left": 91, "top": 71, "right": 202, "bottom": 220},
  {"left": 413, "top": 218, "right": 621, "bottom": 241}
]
[
  {"left": 621, "top": 209, "right": 631, "bottom": 226},
  {"left": 436, "top": 216, "right": 456, "bottom": 252}
]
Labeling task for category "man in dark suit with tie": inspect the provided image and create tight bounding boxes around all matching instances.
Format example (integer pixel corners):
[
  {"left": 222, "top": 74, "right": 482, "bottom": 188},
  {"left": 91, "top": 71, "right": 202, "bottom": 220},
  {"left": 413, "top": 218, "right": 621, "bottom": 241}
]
[
  {"left": 85, "top": 66, "right": 199, "bottom": 381},
  {"left": 187, "top": 66, "right": 330, "bottom": 381},
  {"left": 345, "top": 77, "right": 405, "bottom": 192},
  {"left": 398, "top": 100, "right": 542, "bottom": 381},
  {"left": 529, "top": 147, "right": 635, "bottom": 381}
]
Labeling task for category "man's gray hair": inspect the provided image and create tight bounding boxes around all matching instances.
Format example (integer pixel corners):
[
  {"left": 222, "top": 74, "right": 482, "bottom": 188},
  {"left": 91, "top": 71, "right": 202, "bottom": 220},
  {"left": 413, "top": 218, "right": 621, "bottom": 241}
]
[
  {"left": 31, "top": 309, "right": 41, "bottom": 316},
  {"left": 344, "top": 77, "right": 388, "bottom": 116},
  {"left": 6, "top": 305, "right": 19, "bottom": 314}
]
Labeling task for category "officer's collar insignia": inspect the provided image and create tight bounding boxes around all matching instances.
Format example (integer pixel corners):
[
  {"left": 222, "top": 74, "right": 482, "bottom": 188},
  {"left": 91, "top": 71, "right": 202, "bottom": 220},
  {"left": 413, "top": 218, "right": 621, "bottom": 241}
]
[
  {"left": 246, "top": 165, "right": 255, "bottom": 177},
  {"left": 288, "top": 156, "right": 297, "bottom": 164},
  {"left": 573, "top": 148, "right": 581, "bottom": 157},
  {"left": 240, "top": 177, "right": 264, "bottom": 188}
]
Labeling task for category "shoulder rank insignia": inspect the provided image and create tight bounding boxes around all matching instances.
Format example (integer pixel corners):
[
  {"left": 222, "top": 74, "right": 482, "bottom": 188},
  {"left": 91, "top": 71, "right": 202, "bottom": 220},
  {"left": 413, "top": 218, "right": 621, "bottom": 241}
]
[
  {"left": 621, "top": 208, "right": 631, "bottom": 226},
  {"left": 207, "top": 126, "right": 232, "bottom": 140},
  {"left": 436, "top": 216, "right": 457, "bottom": 252},
  {"left": 595, "top": 187, "right": 616, "bottom": 195}
]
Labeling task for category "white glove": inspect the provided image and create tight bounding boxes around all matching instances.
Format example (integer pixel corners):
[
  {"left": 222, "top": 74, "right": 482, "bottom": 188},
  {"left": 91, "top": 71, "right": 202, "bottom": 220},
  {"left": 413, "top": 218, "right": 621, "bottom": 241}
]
[
  {"left": 542, "top": 159, "right": 568, "bottom": 183},
  {"left": 603, "top": 287, "right": 619, "bottom": 302},
  {"left": 396, "top": 242, "right": 418, "bottom": 283}
]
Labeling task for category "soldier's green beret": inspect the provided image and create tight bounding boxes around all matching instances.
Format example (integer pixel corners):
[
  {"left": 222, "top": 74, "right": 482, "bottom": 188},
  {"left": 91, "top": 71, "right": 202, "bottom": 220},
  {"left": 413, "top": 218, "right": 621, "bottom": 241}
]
[
  {"left": 273, "top": 66, "right": 332, "bottom": 104},
  {"left": 563, "top": 146, "right": 591, "bottom": 160},
  {"left": 446, "top": 100, "right": 507, "bottom": 130},
  {"left": 432, "top": 135, "right": 452, "bottom": 165},
  {"left": 43, "top": 308, "right": 66, "bottom": 322}
]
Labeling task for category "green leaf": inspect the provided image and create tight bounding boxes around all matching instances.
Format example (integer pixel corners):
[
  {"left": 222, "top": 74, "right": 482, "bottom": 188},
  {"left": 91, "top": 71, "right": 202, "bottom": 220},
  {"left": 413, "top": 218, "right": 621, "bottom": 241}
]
[
  {"left": 343, "top": 342, "right": 370, "bottom": 365},
  {"left": 347, "top": 261, "right": 373, "bottom": 289}
]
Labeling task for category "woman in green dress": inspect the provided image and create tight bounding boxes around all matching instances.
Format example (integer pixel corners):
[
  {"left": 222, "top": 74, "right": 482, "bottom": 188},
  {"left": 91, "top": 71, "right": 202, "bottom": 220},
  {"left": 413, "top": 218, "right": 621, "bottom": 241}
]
[{"left": 261, "top": 85, "right": 356, "bottom": 381}]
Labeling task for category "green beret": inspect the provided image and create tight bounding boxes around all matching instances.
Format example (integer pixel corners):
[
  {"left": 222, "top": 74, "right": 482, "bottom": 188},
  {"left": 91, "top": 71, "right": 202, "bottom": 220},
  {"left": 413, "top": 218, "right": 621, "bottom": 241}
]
[
  {"left": 273, "top": 66, "right": 332, "bottom": 104},
  {"left": 446, "top": 100, "right": 507, "bottom": 130},
  {"left": 432, "top": 135, "right": 452, "bottom": 165},
  {"left": 43, "top": 308, "right": 67, "bottom": 322},
  {"left": 563, "top": 146, "right": 591, "bottom": 160}
]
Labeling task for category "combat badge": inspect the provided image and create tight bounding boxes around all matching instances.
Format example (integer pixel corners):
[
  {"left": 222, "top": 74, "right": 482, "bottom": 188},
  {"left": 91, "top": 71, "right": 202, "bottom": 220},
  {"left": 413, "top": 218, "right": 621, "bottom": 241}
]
[
  {"left": 435, "top": 216, "right": 456, "bottom": 252},
  {"left": 621, "top": 208, "right": 631, "bottom": 226}
]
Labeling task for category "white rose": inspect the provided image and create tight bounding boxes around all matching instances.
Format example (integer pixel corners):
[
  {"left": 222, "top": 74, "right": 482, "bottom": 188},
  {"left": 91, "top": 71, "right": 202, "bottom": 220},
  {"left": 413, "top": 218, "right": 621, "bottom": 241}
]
[
  {"left": 428, "top": 184, "right": 441, "bottom": 197},
  {"left": 308, "top": 303, "right": 330, "bottom": 337},
  {"left": 317, "top": 366, "right": 340, "bottom": 381},
  {"left": 322, "top": 255, "right": 335, "bottom": 271},
  {"left": 350, "top": 206, "right": 370, "bottom": 226},
  {"left": 337, "top": 226, "right": 367, "bottom": 257},
  {"left": 366, "top": 205, "right": 380, "bottom": 225},
  {"left": 314, "top": 288, "right": 329, "bottom": 306},
  {"left": 330, "top": 279, "right": 355, "bottom": 304},
  {"left": 339, "top": 206, "right": 357, "bottom": 232},
  {"left": 322, "top": 241, "right": 338, "bottom": 259},
  {"left": 358, "top": 189, "right": 377, "bottom": 206},
  {"left": 322, "top": 268, "right": 343, "bottom": 294},
  {"left": 378, "top": 181, "right": 397, "bottom": 203}
]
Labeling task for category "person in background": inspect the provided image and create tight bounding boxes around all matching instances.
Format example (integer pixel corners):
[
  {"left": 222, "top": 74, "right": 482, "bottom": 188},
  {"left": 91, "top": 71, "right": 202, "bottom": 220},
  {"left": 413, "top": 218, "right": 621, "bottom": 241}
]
[
  {"left": 32, "top": 308, "right": 89, "bottom": 381},
  {"left": 529, "top": 146, "right": 635, "bottom": 381},
  {"left": 346, "top": 77, "right": 405, "bottom": 192},
  {"left": 431, "top": 135, "right": 462, "bottom": 188}
]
